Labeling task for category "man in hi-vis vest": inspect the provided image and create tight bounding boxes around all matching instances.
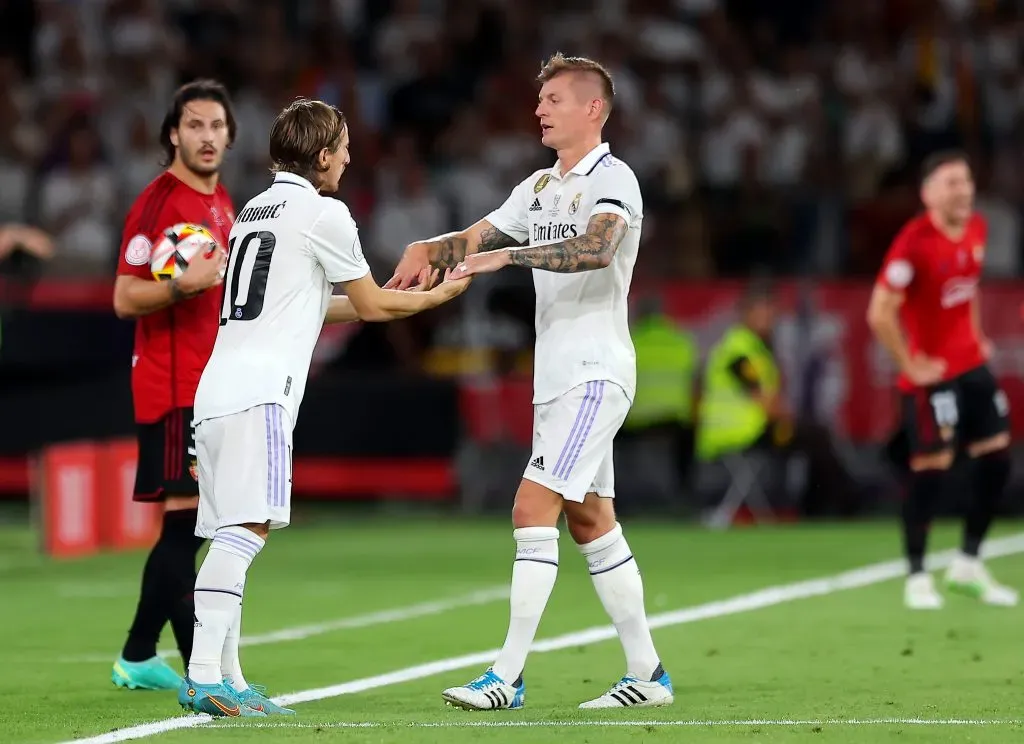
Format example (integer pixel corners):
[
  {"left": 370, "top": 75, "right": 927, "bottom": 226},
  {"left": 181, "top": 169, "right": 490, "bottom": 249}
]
[
  {"left": 621, "top": 296, "right": 698, "bottom": 494},
  {"left": 697, "top": 282, "right": 856, "bottom": 517}
]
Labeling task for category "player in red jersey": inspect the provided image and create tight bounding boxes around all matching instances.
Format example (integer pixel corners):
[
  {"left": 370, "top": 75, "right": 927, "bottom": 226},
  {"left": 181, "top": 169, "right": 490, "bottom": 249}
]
[
  {"left": 110, "top": 80, "right": 237, "bottom": 690},
  {"left": 868, "top": 151, "right": 1017, "bottom": 610}
]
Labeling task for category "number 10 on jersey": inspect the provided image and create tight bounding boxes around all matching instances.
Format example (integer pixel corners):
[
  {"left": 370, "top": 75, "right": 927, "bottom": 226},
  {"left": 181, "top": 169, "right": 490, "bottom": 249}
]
[{"left": 221, "top": 231, "right": 276, "bottom": 325}]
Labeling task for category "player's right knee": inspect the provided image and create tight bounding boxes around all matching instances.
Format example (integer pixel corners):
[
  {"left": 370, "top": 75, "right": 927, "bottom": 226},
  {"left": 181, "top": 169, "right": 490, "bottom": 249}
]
[
  {"left": 910, "top": 450, "right": 955, "bottom": 472},
  {"left": 511, "top": 480, "right": 563, "bottom": 528}
]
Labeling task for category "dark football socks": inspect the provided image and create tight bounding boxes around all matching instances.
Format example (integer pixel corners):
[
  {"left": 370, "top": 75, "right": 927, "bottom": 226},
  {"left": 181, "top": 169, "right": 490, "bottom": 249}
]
[
  {"left": 962, "top": 450, "right": 1011, "bottom": 557},
  {"left": 902, "top": 469, "right": 945, "bottom": 574},
  {"left": 122, "top": 509, "right": 205, "bottom": 664}
]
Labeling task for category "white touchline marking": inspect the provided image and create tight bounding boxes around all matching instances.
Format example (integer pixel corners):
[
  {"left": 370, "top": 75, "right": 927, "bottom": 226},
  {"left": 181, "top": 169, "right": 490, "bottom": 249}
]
[
  {"left": 191, "top": 718, "right": 1024, "bottom": 729},
  {"left": 60, "top": 586, "right": 510, "bottom": 663},
  {"left": 61, "top": 534, "right": 1024, "bottom": 744}
]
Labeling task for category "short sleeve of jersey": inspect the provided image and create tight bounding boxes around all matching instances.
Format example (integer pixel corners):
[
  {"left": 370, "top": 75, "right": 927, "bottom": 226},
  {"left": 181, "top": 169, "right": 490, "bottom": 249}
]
[
  {"left": 589, "top": 163, "right": 643, "bottom": 226},
  {"left": 972, "top": 213, "right": 988, "bottom": 247},
  {"left": 877, "top": 225, "right": 917, "bottom": 292},
  {"left": 116, "top": 179, "right": 182, "bottom": 279},
  {"left": 309, "top": 199, "right": 370, "bottom": 283},
  {"left": 484, "top": 177, "right": 532, "bottom": 244}
]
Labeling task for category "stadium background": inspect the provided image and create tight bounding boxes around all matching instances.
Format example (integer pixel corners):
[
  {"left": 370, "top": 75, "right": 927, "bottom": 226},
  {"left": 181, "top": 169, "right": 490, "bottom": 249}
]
[
  {"left": 5, "top": 0, "right": 1024, "bottom": 522},
  {"left": 0, "top": 1, "right": 1019, "bottom": 523},
  {"left": 3, "top": 1, "right": 1024, "bottom": 742}
]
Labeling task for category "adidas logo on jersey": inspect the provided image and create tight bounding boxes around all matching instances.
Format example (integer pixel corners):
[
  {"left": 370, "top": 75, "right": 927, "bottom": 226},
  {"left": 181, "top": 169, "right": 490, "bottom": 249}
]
[
  {"left": 529, "top": 198, "right": 542, "bottom": 212},
  {"left": 529, "top": 456, "right": 544, "bottom": 471}
]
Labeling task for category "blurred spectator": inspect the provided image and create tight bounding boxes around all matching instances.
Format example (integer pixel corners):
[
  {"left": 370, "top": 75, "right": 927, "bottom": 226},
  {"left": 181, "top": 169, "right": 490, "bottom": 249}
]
[
  {"left": 370, "top": 160, "right": 447, "bottom": 272},
  {"left": 120, "top": 111, "right": 163, "bottom": 207},
  {"left": 38, "top": 120, "right": 117, "bottom": 276},
  {"left": 1, "top": 0, "right": 1023, "bottom": 287}
]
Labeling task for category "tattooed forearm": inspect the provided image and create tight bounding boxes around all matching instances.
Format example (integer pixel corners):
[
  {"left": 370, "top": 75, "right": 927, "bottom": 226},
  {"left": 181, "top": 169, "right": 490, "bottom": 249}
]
[
  {"left": 428, "top": 232, "right": 470, "bottom": 269},
  {"left": 477, "top": 225, "right": 522, "bottom": 254},
  {"left": 508, "top": 214, "right": 627, "bottom": 273},
  {"left": 426, "top": 226, "right": 520, "bottom": 269}
]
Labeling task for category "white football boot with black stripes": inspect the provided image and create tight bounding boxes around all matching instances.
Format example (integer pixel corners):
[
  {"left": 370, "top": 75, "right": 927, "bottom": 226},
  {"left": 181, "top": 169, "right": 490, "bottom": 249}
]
[
  {"left": 578, "top": 663, "right": 674, "bottom": 709},
  {"left": 442, "top": 667, "right": 525, "bottom": 710}
]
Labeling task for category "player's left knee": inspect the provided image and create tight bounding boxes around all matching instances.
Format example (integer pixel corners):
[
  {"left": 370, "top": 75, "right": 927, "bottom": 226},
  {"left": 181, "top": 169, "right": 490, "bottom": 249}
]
[
  {"left": 969, "top": 444, "right": 1011, "bottom": 488},
  {"left": 164, "top": 494, "right": 200, "bottom": 512},
  {"left": 238, "top": 521, "right": 271, "bottom": 540},
  {"left": 564, "top": 495, "right": 616, "bottom": 545},
  {"left": 967, "top": 433, "right": 1011, "bottom": 459},
  {"left": 511, "top": 480, "right": 563, "bottom": 528}
]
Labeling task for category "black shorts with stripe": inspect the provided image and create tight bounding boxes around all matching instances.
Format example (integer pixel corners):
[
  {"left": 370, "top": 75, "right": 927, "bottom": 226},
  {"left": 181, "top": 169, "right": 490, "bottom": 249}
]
[
  {"left": 900, "top": 364, "right": 1010, "bottom": 457},
  {"left": 133, "top": 407, "right": 198, "bottom": 502}
]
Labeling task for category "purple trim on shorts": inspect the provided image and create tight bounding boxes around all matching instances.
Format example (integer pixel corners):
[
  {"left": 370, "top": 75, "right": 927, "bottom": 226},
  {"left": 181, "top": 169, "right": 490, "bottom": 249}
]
[
  {"left": 552, "top": 381, "right": 595, "bottom": 478},
  {"left": 265, "top": 404, "right": 288, "bottom": 507},
  {"left": 553, "top": 382, "right": 604, "bottom": 480},
  {"left": 276, "top": 405, "right": 287, "bottom": 507},
  {"left": 562, "top": 380, "right": 605, "bottom": 479}
]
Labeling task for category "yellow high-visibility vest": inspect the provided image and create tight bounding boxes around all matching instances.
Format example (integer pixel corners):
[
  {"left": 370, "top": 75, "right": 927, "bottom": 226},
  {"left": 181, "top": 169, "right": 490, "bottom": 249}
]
[
  {"left": 624, "top": 316, "right": 698, "bottom": 430},
  {"left": 696, "top": 324, "right": 779, "bottom": 460}
]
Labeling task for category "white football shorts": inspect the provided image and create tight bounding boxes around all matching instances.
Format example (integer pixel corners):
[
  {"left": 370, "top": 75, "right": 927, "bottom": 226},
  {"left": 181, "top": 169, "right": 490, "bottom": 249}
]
[
  {"left": 522, "top": 380, "right": 630, "bottom": 503},
  {"left": 194, "top": 403, "right": 293, "bottom": 539}
]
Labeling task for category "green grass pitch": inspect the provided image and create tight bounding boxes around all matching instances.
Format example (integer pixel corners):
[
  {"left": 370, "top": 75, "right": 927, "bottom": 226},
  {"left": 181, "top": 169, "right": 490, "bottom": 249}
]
[{"left": 3, "top": 515, "right": 1023, "bottom": 744}]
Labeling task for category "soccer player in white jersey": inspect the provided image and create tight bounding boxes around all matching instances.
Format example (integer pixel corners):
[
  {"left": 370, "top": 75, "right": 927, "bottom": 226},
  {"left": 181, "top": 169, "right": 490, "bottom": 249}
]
[
  {"left": 388, "top": 54, "right": 672, "bottom": 711},
  {"left": 178, "top": 99, "right": 469, "bottom": 718}
]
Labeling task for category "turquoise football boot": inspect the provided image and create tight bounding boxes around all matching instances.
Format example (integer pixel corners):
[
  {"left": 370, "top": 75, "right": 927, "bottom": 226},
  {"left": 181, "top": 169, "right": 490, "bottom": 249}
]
[
  {"left": 229, "top": 682, "right": 296, "bottom": 715},
  {"left": 178, "top": 676, "right": 266, "bottom": 717},
  {"left": 112, "top": 656, "right": 182, "bottom": 691}
]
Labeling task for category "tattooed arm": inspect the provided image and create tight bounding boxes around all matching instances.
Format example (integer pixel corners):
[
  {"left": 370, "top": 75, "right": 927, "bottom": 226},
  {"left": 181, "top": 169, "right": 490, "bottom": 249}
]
[
  {"left": 424, "top": 222, "right": 523, "bottom": 269},
  {"left": 452, "top": 213, "right": 630, "bottom": 279},
  {"left": 385, "top": 219, "right": 522, "bottom": 289},
  {"left": 508, "top": 213, "right": 627, "bottom": 273}
]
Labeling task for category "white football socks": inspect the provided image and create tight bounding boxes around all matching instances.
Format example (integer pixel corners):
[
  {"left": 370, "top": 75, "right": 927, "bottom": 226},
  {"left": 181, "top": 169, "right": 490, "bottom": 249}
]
[
  {"left": 188, "top": 526, "right": 265, "bottom": 685},
  {"left": 492, "top": 526, "right": 559, "bottom": 684},
  {"left": 221, "top": 601, "right": 248, "bottom": 692},
  {"left": 579, "top": 522, "right": 660, "bottom": 680}
]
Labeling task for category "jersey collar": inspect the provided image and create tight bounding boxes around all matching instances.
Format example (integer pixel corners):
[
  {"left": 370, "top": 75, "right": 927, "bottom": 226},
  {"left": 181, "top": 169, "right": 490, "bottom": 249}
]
[
  {"left": 551, "top": 142, "right": 611, "bottom": 180},
  {"left": 273, "top": 171, "right": 318, "bottom": 193}
]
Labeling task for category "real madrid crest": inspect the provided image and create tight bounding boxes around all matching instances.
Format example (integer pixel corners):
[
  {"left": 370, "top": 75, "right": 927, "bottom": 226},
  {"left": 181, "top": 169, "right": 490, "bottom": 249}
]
[
  {"left": 534, "top": 174, "right": 551, "bottom": 194},
  {"left": 568, "top": 193, "right": 581, "bottom": 216}
]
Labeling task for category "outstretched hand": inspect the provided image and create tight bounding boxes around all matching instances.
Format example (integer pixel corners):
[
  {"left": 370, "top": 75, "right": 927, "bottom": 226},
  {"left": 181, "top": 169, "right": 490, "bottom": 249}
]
[
  {"left": 452, "top": 249, "right": 511, "bottom": 279},
  {"left": 405, "top": 267, "right": 440, "bottom": 292},
  {"left": 430, "top": 267, "right": 473, "bottom": 301},
  {"left": 385, "top": 242, "right": 432, "bottom": 290}
]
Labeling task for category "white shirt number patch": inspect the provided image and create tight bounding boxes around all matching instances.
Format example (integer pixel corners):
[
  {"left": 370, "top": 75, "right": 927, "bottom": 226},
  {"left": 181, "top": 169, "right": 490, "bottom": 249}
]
[{"left": 125, "top": 234, "right": 152, "bottom": 266}]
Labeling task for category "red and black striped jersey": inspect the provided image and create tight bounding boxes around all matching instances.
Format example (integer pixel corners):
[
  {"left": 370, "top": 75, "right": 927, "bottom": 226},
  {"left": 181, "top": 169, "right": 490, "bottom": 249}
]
[{"left": 116, "top": 171, "right": 235, "bottom": 423}]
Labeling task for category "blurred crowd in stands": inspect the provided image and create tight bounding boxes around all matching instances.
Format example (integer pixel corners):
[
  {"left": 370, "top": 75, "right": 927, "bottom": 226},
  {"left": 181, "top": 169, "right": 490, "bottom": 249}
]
[{"left": 2, "top": 0, "right": 1024, "bottom": 283}]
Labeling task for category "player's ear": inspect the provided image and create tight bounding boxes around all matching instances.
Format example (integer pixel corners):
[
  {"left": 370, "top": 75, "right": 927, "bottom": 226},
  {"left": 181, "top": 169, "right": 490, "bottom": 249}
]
[
  {"left": 317, "top": 147, "right": 330, "bottom": 172},
  {"left": 169, "top": 128, "right": 180, "bottom": 148}
]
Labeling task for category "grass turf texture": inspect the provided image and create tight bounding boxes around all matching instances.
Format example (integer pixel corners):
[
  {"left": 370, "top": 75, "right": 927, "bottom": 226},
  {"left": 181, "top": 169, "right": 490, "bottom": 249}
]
[{"left": 2, "top": 517, "right": 1022, "bottom": 744}]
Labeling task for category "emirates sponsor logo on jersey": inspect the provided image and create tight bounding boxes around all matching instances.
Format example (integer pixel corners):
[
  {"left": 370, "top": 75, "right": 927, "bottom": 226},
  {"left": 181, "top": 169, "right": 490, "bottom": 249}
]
[
  {"left": 533, "top": 222, "right": 579, "bottom": 243},
  {"left": 940, "top": 276, "right": 978, "bottom": 308}
]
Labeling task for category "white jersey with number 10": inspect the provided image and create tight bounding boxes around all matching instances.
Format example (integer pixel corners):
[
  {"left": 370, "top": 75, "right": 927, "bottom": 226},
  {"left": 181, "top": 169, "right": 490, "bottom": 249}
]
[{"left": 193, "top": 171, "right": 370, "bottom": 427}]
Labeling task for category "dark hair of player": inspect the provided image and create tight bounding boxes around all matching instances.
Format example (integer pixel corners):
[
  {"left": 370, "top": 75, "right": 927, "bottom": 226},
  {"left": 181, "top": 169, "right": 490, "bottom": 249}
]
[
  {"left": 268, "top": 98, "right": 348, "bottom": 186},
  {"left": 920, "top": 149, "right": 969, "bottom": 183},
  {"left": 159, "top": 79, "right": 237, "bottom": 168}
]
